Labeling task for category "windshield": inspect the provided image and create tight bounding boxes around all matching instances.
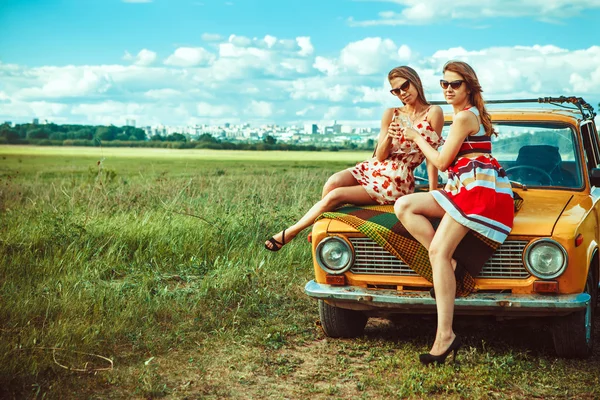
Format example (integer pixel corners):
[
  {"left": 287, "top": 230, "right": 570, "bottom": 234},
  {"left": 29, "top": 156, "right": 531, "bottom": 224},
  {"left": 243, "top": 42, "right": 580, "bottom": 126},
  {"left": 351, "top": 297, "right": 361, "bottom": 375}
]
[{"left": 414, "top": 122, "right": 583, "bottom": 189}]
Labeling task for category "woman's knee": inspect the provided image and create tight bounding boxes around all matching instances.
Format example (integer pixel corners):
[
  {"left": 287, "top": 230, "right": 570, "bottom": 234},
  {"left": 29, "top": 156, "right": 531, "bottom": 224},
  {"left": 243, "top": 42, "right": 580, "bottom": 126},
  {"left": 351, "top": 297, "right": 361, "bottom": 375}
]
[
  {"left": 323, "top": 172, "right": 344, "bottom": 193},
  {"left": 322, "top": 188, "right": 343, "bottom": 208},
  {"left": 394, "top": 195, "right": 413, "bottom": 220},
  {"left": 428, "top": 241, "right": 452, "bottom": 267}
]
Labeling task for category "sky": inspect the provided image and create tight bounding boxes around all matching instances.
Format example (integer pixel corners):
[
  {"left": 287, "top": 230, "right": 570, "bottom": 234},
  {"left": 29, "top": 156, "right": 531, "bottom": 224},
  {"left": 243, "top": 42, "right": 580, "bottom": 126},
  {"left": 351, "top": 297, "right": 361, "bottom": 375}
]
[{"left": 1, "top": 0, "right": 600, "bottom": 128}]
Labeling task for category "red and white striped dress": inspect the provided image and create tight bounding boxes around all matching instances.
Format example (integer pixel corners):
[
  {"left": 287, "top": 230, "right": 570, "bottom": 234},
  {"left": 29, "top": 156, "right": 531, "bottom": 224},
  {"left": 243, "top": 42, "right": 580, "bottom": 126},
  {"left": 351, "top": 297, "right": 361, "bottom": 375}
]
[{"left": 430, "top": 107, "right": 514, "bottom": 243}]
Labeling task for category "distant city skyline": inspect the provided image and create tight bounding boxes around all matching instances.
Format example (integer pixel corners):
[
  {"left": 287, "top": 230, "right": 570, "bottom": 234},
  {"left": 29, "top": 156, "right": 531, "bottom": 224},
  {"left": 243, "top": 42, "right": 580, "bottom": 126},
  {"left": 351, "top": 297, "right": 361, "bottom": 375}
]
[{"left": 1, "top": 0, "right": 600, "bottom": 127}]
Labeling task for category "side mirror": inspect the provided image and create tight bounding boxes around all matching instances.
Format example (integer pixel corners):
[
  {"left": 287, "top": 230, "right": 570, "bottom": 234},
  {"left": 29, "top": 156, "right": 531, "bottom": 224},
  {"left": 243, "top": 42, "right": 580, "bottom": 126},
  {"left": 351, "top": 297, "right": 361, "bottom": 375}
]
[{"left": 590, "top": 168, "right": 600, "bottom": 187}]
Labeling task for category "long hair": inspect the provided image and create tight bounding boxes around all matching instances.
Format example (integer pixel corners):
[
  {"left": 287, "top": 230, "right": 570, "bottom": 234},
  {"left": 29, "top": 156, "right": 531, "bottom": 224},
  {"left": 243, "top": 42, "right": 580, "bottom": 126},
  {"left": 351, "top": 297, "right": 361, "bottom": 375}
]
[
  {"left": 388, "top": 66, "right": 429, "bottom": 106},
  {"left": 443, "top": 61, "right": 495, "bottom": 136}
]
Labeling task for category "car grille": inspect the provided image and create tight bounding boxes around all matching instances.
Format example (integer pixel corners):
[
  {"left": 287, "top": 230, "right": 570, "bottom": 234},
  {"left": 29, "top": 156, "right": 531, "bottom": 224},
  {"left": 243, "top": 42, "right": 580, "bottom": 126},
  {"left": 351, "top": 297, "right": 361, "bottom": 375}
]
[{"left": 349, "top": 238, "right": 530, "bottom": 279}]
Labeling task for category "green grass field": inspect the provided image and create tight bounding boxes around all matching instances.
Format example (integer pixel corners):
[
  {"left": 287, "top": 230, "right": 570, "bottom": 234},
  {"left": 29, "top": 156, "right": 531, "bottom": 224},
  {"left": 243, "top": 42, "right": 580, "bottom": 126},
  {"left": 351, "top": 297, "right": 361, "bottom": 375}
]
[{"left": 1, "top": 145, "right": 599, "bottom": 399}]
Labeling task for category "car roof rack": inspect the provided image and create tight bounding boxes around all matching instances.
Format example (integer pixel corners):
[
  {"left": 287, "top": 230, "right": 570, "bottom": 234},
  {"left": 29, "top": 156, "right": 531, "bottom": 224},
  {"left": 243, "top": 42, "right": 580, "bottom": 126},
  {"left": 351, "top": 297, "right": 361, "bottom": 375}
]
[{"left": 430, "top": 96, "right": 597, "bottom": 120}]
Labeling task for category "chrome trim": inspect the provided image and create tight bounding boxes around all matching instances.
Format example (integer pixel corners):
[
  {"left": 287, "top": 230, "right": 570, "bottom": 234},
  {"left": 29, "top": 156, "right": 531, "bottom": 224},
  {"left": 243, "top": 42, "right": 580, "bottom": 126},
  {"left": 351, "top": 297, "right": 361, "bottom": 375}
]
[
  {"left": 315, "top": 236, "right": 354, "bottom": 275},
  {"left": 305, "top": 280, "right": 590, "bottom": 312},
  {"left": 349, "top": 238, "right": 530, "bottom": 279},
  {"left": 524, "top": 238, "right": 568, "bottom": 279}
]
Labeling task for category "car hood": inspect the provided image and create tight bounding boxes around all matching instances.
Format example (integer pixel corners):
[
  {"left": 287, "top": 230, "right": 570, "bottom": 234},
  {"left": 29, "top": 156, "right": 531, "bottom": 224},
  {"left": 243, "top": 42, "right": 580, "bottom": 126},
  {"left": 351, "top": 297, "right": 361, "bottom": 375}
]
[
  {"left": 510, "top": 191, "right": 573, "bottom": 236},
  {"left": 325, "top": 191, "right": 574, "bottom": 238}
]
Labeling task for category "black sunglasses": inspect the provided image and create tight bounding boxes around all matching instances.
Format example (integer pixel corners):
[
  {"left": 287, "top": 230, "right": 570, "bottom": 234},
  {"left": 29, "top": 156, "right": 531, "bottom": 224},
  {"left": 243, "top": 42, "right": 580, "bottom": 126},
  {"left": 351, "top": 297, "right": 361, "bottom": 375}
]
[
  {"left": 390, "top": 80, "right": 410, "bottom": 95},
  {"left": 440, "top": 80, "right": 464, "bottom": 90}
]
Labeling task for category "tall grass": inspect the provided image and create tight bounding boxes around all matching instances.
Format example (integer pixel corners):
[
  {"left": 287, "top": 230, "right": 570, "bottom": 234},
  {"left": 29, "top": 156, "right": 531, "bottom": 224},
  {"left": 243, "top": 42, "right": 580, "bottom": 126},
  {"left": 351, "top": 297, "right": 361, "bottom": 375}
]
[
  {"left": 1, "top": 147, "right": 599, "bottom": 399},
  {"left": 0, "top": 149, "right": 352, "bottom": 396}
]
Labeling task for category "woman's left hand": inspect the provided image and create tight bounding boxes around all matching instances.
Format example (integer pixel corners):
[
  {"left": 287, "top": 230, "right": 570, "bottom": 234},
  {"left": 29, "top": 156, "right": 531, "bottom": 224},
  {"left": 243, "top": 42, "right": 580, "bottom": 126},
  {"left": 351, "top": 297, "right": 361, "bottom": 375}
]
[{"left": 400, "top": 127, "right": 419, "bottom": 141}]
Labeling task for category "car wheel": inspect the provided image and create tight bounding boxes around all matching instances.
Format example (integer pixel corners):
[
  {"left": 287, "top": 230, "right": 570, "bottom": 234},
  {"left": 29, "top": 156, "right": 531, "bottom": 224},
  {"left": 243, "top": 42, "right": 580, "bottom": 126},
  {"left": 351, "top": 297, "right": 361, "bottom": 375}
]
[
  {"left": 552, "top": 270, "right": 597, "bottom": 358},
  {"left": 318, "top": 300, "right": 368, "bottom": 338}
]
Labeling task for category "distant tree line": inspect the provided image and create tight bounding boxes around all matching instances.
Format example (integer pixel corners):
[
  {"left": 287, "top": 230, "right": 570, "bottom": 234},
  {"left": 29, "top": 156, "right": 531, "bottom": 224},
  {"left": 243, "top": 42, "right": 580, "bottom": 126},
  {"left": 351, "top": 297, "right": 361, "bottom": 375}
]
[
  {"left": 0, "top": 122, "right": 147, "bottom": 143},
  {"left": 0, "top": 123, "right": 377, "bottom": 152}
]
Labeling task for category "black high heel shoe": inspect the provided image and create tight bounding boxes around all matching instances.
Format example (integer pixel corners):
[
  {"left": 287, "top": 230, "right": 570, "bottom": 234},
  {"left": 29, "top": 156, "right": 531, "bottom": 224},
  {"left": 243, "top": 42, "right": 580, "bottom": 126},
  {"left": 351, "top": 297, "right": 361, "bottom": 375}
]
[{"left": 419, "top": 335, "right": 462, "bottom": 365}]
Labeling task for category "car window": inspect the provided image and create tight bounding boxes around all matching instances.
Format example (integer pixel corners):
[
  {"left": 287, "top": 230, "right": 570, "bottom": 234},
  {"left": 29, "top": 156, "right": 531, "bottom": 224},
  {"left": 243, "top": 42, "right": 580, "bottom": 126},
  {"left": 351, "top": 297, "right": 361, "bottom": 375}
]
[
  {"left": 419, "top": 122, "right": 583, "bottom": 189},
  {"left": 492, "top": 123, "right": 582, "bottom": 188}
]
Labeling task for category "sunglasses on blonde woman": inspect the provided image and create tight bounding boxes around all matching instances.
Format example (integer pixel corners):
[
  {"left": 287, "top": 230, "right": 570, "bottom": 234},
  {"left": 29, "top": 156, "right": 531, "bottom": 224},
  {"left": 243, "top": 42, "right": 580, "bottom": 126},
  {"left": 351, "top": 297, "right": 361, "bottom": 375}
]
[
  {"left": 440, "top": 80, "right": 464, "bottom": 90},
  {"left": 390, "top": 80, "right": 410, "bottom": 96}
]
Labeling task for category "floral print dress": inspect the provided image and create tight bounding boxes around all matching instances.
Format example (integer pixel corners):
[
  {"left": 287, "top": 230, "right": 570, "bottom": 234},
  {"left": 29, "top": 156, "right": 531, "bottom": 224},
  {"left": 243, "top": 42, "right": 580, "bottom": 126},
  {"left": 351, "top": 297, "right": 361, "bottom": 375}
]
[{"left": 349, "top": 107, "right": 444, "bottom": 205}]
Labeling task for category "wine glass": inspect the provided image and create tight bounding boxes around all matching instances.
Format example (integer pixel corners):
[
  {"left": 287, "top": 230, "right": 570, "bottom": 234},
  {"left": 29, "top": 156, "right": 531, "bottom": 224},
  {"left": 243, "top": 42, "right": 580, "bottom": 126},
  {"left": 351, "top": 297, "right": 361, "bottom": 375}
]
[{"left": 398, "top": 114, "right": 411, "bottom": 128}]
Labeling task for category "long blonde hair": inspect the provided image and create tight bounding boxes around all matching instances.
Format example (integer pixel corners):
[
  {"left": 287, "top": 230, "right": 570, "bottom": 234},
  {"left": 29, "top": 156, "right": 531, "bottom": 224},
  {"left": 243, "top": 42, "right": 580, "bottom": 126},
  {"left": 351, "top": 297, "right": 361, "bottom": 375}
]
[
  {"left": 443, "top": 61, "right": 495, "bottom": 136},
  {"left": 388, "top": 66, "right": 429, "bottom": 107}
]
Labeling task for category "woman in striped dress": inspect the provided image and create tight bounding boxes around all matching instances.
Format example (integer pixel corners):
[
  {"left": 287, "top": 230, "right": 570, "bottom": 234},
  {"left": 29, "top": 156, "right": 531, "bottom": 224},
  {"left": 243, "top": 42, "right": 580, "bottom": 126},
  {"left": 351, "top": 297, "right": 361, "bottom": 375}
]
[{"left": 394, "top": 61, "right": 514, "bottom": 365}]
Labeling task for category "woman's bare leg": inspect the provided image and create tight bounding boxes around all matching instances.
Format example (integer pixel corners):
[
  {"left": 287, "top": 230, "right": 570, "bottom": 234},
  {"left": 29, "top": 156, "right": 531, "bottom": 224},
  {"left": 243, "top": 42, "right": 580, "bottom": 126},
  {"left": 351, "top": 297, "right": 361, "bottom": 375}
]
[
  {"left": 394, "top": 192, "right": 445, "bottom": 249},
  {"left": 394, "top": 192, "right": 458, "bottom": 270},
  {"left": 321, "top": 169, "right": 360, "bottom": 198},
  {"left": 265, "top": 185, "right": 374, "bottom": 249},
  {"left": 427, "top": 214, "right": 469, "bottom": 355}
]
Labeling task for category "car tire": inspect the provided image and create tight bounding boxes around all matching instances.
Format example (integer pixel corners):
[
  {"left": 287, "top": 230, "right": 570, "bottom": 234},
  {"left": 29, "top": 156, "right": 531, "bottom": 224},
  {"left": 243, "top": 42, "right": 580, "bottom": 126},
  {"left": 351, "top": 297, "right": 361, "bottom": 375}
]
[
  {"left": 552, "top": 270, "right": 597, "bottom": 358},
  {"left": 318, "top": 300, "right": 368, "bottom": 338}
]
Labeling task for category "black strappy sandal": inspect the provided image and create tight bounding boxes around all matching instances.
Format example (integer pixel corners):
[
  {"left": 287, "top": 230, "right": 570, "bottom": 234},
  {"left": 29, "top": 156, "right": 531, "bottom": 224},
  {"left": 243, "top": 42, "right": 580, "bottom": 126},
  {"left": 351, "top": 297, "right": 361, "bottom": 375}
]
[{"left": 265, "top": 229, "right": 286, "bottom": 252}]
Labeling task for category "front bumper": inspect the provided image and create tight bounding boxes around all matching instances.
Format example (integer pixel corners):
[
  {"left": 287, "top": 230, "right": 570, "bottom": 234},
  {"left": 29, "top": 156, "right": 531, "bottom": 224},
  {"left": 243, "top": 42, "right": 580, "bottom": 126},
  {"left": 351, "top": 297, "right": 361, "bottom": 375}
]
[{"left": 305, "top": 280, "right": 591, "bottom": 316}]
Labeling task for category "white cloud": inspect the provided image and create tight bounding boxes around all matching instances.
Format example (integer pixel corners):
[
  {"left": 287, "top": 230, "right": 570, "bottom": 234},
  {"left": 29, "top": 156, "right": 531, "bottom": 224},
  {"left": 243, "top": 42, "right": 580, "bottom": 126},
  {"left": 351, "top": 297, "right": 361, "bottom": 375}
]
[
  {"left": 288, "top": 77, "right": 364, "bottom": 103},
  {"left": 397, "top": 44, "right": 411, "bottom": 61},
  {"left": 348, "top": 0, "right": 600, "bottom": 26},
  {"left": 263, "top": 35, "right": 277, "bottom": 48},
  {"left": 2, "top": 37, "right": 600, "bottom": 127},
  {"left": 219, "top": 42, "right": 269, "bottom": 59},
  {"left": 16, "top": 67, "right": 113, "bottom": 99},
  {"left": 124, "top": 49, "right": 157, "bottom": 66},
  {"left": 357, "top": 86, "right": 390, "bottom": 104},
  {"left": 144, "top": 88, "right": 182, "bottom": 99},
  {"left": 280, "top": 58, "right": 311, "bottom": 74},
  {"left": 246, "top": 100, "right": 274, "bottom": 118},
  {"left": 313, "top": 56, "right": 339, "bottom": 76},
  {"left": 340, "top": 38, "right": 398, "bottom": 75},
  {"left": 72, "top": 101, "right": 142, "bottom": 116},
  {"left": 228, "top": 34, "right": 252, "bottom": 47},
  {"left": 164, "top": 47, "right": 216, "bottom": 67},
  {"left": 0, "top": 101, "right": 68, "bottom": 119},
  {"left": 313, "top": 38, "right": 410, "bottom": 77},
  {"left": 422, "top": 45, "right": 600, "bottom": 99},
  {"left": 209, "top": 37, "right": 315, "bottom": 80},
  {"left": 430, "top": 47, "right": 485, "bottom": 60},
  {"left": 296, "top": 105, "right": 315, "bottom": 116},
  {"left": 196, "top": 102, "right": 232, "bottom": 117},
  {"left": 296, "top": 37, "right": 314, "bottom": 56},
  {"left": 201, "top": 33, "right": 222, "bottom": 42}
]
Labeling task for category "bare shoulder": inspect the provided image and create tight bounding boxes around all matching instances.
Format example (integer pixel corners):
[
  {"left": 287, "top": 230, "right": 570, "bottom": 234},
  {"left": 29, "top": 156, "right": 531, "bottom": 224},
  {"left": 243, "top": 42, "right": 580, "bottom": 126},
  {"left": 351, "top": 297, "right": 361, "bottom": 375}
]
[
  {"left": 382, "top": 107, "right": 396, "bottom": 118},
  {"left": 427, "top": 105, "right": 444, "bottom": 118},
  {"left": 381, "top": 107, "right": 397, "bottom": 123},
  {"left": 453, "top": 109, "right": 478, "bottom": 125}
]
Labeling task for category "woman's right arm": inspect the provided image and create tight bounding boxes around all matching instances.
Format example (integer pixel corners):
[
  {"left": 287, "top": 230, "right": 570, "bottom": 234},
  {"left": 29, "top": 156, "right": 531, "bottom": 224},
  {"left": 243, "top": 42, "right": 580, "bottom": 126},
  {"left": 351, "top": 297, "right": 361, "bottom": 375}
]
[
  {"left": 409, "top": 111, "right": 477, "bottom": 172},
  {"left": 375, "top": 108, "right": 395, "bottom": 162}
]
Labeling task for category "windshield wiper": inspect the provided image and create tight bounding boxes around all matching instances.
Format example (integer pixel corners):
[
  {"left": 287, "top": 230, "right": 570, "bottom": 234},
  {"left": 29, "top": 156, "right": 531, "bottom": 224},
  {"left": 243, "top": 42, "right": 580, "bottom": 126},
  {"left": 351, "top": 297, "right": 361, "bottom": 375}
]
[{"left": 510, "top": 180, "right": 528, "bottom": 191}]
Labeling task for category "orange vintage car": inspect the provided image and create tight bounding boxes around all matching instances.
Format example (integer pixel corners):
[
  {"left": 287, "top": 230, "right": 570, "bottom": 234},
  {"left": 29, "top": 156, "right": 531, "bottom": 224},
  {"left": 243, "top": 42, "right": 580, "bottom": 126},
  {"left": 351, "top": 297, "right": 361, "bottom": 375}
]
[{"left": 305, "top": 97, "right": 599, "bottom": 358}]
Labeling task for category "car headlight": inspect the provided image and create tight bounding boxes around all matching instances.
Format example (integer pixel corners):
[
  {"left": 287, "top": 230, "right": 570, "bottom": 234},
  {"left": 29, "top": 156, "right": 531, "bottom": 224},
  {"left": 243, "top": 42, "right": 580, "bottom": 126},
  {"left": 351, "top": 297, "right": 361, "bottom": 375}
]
[
  {"left": 315, "top": 236, "right": 354, "bottom": 274},
  {"left": 524, "top": 239, "right": 567, "bottom": 279}
]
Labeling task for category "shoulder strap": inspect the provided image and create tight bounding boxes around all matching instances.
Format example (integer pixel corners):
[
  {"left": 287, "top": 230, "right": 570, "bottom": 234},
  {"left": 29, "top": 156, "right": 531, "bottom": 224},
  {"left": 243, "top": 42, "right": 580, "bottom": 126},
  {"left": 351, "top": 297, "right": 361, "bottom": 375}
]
[
  {"left": 464, "top": 106, "right": 479, "bottom": 116},
  {"left": 461, "top": 107, "right": 484, "bottom": 136}
]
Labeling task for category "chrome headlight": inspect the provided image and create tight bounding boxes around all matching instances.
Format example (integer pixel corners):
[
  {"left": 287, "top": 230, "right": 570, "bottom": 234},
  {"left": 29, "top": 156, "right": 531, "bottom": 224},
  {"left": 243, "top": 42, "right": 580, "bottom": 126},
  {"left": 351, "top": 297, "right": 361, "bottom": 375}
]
[
  {"left": 524, "top": 239, "right": 567, "bottom": 279},
  {"left": 315, "top": 236, "right": 354, "bottom": 274}
]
